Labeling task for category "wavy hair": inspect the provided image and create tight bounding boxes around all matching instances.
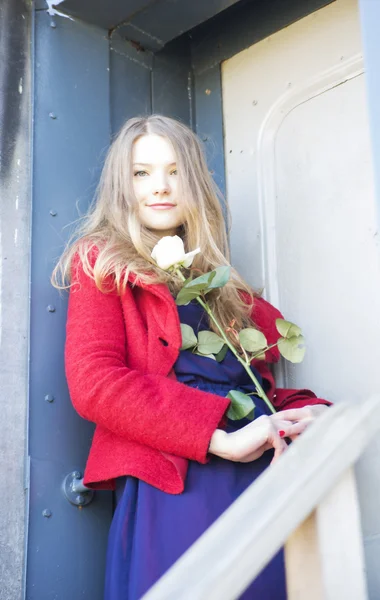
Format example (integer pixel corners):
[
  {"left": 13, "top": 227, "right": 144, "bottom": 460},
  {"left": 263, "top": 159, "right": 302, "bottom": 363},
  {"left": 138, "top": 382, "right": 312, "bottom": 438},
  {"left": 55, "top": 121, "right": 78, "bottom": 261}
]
[{"left": 51, "top": 114, "right": 258, "bottom": 345}]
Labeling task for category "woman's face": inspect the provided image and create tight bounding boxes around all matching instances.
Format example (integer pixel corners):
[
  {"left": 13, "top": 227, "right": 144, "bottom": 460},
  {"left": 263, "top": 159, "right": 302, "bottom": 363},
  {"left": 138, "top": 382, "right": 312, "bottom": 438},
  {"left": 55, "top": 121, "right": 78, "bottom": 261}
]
[{"left": 132, "top": 134, "right": 185, "bottom": 237}]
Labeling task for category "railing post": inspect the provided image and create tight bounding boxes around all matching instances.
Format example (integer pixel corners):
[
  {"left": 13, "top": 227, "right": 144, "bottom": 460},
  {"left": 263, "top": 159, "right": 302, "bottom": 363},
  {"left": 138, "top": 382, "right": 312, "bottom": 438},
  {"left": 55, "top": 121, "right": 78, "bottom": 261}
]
[
  {"left": 285, "top": 511, "right": 324, "bottom": 599},
  {"left": 285, "top": 467, "right": 368, "bottom": 600}
]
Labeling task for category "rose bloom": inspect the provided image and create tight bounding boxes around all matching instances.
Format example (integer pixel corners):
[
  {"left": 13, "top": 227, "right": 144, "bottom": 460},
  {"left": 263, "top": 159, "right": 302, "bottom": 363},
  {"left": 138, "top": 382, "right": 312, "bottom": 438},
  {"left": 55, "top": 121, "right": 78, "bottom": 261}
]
[{"left": 151, "top": 236, "right": 200, "bottom": 270}]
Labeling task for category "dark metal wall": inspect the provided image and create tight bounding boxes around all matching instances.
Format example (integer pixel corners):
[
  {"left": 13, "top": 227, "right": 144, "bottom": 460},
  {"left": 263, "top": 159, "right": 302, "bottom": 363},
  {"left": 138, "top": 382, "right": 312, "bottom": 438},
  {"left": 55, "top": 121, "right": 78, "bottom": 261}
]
[
  {"left": 27, "top": 11, "right": 113, "bottom": 600},
  {"left": 27, "top": 0, "right": 334, "bottom": 598}
]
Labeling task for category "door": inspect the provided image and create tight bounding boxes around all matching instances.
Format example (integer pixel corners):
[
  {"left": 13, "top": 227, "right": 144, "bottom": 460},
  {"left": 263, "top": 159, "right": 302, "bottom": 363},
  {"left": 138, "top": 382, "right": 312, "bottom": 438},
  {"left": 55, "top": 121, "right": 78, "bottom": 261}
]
[{"left": 222, "top": 0, "right": 380, "bottom": 596}]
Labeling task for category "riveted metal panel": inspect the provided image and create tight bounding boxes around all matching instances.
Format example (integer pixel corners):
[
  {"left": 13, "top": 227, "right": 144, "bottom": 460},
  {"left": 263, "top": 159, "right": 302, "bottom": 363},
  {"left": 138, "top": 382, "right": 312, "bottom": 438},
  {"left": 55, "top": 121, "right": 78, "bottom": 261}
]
[
  {"left": 115, "top": 0, "right": 242, "bottom": 51},
  {"left": 53, "top": 0, "right": 242, "bottom": 48},
  {"left": 194, "top": 66, "right": 226, "bottom": 199},
  {"left": 27, "top": 11, "right": 113, "bottom": 600},
  {"left": 152, "top": 37, "right": 193, "bottom": 126},
  {"left": 110, "top": 36, "right": 153, "bottom": 134}
]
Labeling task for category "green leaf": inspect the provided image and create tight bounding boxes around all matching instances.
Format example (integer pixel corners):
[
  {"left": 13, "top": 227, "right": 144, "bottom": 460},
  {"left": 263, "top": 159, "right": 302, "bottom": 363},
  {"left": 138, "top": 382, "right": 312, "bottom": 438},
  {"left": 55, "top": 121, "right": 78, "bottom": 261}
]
[
  {"left": 186, "top": 266, "right": 230, "bottom": 296},
  {"left": 226, "top": 390, "right": 256, "bottom": 420},
  {"left": 214, "top": 344, "right": 228, "bottom": 363},
  {"left": 278, "top": 335, "right": 306, "bottom": 363},
  {"left": 185, "top": 271, "right": 216, "bottom": 290},
  {"left": 197, "top": 331, "right": 225, "bottom": 355},
  {"left": 275, "top": 318, "right": 302, "bottom": 339},
  {"left": 180, "top": 323, "right": 198, "bottom": 350},
  {"left": 182, "top": 275, "right": 193, "bottom": 286},
  {"left": 176, "top": 271, "right": 218, "bottom": 305},
  {"left": 206, "top": 266, "right": 231, "bottom": 290},
  {"left": 239, "top": 328, "right": 267, "bottom": 352},
  {"left": 193, "top": 350, "right": 216, "bottom": 361},
  {"left": 246, "top": 409, "right": 255, "bottom": 421},
  {"left": 175, "top": 285, "right": 204, "bottom": 306}
]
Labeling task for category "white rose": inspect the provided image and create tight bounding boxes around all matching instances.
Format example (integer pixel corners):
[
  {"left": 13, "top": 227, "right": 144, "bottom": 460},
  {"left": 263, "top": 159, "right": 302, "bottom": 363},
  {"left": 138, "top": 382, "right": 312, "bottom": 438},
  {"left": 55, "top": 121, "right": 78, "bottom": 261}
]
[{"left": 151, "top": 235, "right": 200, "bottom": 270}]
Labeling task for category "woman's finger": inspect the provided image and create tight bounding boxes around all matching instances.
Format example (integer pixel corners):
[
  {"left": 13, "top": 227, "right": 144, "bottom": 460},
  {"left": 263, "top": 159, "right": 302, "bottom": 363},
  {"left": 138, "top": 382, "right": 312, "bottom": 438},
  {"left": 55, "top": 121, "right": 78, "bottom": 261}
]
[
  {"left": 270, "top": 432, "right": 288, "bottom": 464},
  {"left": 284, "top": 420, "right": 310, "bottom": 437},
  {"left": 272, "top": 407, "right": 308, "bottom": 422}
]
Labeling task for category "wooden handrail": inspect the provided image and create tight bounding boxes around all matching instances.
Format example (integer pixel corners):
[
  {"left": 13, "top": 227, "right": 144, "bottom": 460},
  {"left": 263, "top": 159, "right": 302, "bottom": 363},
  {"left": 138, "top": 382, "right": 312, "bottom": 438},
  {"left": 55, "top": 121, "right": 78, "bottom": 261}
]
[{"left": 142, "top": 395, "right": 380, "bottom": 599}]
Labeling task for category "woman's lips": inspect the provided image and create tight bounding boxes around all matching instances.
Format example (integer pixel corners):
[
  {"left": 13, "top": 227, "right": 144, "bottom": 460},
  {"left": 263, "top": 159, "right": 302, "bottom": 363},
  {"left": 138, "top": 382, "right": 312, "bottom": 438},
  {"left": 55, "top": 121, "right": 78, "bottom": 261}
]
[{"left": 148, "top": 203, "right": 176, "bottom": 210}]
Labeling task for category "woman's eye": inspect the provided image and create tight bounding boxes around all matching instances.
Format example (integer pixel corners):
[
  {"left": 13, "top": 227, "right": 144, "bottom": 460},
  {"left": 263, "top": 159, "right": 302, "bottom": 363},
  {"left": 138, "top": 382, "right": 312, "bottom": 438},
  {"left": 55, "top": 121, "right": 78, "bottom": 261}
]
[
  {"left": 170, "top": 170, "right": 178, "bottom": 176},
  {"left": 134, "top": 171, "right": 148, "bottom": 177}
]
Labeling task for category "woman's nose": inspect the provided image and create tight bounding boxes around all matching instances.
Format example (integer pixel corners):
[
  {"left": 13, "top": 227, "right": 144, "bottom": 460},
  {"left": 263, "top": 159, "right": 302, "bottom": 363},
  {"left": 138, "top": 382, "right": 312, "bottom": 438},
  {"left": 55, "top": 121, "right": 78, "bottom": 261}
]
[{"left": 153, "top": 173, "right": 170, "bottom": 195}]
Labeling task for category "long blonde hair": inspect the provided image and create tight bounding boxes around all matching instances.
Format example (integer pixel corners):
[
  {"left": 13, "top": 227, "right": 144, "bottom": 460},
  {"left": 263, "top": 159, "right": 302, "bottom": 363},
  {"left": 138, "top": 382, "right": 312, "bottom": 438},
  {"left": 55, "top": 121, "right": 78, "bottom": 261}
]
[{"left": 51, "top": 114, "right": 258, "bottom": 344}]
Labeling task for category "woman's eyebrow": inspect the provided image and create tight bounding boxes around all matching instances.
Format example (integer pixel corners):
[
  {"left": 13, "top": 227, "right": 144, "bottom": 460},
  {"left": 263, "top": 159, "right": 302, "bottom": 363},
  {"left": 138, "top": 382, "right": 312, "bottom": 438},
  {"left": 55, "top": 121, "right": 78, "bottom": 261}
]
[{"left": 133, "top": 162, "right": 177, "bottom": 166}]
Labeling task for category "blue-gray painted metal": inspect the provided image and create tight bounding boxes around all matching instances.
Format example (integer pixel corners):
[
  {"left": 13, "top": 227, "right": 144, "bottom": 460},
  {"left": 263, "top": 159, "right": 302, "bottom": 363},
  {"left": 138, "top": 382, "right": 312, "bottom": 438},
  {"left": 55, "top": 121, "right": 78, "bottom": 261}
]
[
  {"left": 110, "top": 34, "right": 153, "bottom": 134},
  {"left": 50, "top": 0, "right": 242, "bottom": 50},
  {"left": 35, "top": 0, "right": 49, "bottom": 10},
  {"left": 46, "top": 0, "right": 152, "bottom": 30},
  {"left": 152, "top": 37, "right": 193, "bottom": 126},
  {"left": 27, "top": 12, "right": 113, "bottom": 600},
  {"left": 115, "top": 0, "right": 243, "bottom": 51},
  {"left": 359, "top": 0, "right": 380, "bottom": 230},
  {"left": 194, "top": 66, "right": 226, "bottom": 201},
  {"left": 62, "top": 472, "right": 94, "bottom": 506}
]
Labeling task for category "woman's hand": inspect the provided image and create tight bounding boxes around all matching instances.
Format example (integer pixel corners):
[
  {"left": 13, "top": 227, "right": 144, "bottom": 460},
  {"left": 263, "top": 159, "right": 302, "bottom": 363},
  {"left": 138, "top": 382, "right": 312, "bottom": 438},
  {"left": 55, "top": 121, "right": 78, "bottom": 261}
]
[
  {"left": 270, "top": 404, "right": 329, "bottom": 441},
  {"left": 209, "top": 405, "right": 329, "bottom": 465},
  {"left": 208, "top": 414, "right": 308, "bottom": 465}
]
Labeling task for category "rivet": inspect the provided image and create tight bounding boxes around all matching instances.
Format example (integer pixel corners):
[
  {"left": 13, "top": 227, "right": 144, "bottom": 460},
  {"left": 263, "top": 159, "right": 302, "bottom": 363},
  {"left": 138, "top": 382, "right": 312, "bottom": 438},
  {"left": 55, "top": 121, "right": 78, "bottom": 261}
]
[
  {"left": 205, "top": 89, "right": 211, "bottom": 95},
  {"left": 42, "top": 509, "right": 52, "bottom": 518},
  {"left": 252, "top": 100, "right": 258, "bottom": 106},
  {"left": 47, "top": 305, "right": 56, "bottom": 313},
  {"left": 49, "top": 209, "right": 57, "bottom": 216},
  {"left": 45, "top": 394, "right": 54, "bottom": 403},
  {"left": 49, "top": 112, "right": 57, "bottom": 119},
  {"left": 50, "top": 21, "right": 57, "bottom": 28},
  {"left": 76, "top": 495, "right": 85, "bottom": 506}
]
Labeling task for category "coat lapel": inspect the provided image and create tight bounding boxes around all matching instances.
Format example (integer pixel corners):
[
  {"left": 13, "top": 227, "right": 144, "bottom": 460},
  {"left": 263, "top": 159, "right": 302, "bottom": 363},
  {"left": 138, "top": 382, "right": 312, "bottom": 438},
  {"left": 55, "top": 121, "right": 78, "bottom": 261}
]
[{"left": 133, "top": 278, "right": 182, "bottom": 375}]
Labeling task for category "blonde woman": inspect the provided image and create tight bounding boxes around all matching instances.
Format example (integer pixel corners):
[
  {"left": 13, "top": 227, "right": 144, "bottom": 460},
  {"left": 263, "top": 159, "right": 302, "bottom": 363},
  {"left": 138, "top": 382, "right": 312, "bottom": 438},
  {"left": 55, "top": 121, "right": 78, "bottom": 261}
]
[{"left": 52, "top": 115, "right": 330, "bottom": 599}]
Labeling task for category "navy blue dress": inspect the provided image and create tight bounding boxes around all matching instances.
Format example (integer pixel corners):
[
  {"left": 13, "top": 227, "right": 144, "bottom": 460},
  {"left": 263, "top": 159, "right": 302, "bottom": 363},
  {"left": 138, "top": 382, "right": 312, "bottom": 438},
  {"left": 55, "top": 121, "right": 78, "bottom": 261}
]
[{"left": 104, "top": 301, "right": 286, "bottom": 599}]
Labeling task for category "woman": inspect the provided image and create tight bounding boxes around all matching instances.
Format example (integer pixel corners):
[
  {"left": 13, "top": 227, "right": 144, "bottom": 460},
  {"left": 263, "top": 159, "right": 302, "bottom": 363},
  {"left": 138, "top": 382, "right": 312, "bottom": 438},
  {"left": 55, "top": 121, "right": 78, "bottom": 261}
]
[{"left": 52, "top": 115, "right": 330, "bottom": 599}]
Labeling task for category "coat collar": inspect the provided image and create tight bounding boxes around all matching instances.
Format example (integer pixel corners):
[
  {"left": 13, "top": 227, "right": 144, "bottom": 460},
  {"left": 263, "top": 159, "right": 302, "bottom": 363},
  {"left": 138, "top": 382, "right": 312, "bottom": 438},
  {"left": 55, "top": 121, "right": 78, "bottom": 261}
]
[{"left": 129, "top": 273, "right": 182, "bottom": 349}]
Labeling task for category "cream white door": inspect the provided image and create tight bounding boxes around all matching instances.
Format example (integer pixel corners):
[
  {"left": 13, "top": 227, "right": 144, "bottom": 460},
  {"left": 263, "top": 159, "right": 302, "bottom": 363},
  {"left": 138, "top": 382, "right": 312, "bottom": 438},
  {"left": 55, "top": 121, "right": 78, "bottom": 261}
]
[{"left": 222, "top": 0, "right": 380, "bottom": 596}]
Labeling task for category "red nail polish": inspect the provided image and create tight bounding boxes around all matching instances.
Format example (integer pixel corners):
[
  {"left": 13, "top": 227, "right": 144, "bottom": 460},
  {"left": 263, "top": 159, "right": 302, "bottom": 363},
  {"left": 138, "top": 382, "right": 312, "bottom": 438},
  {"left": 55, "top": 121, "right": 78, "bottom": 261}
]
[{"left": 279, "top": 430, "right": 285, "bottom": 437}]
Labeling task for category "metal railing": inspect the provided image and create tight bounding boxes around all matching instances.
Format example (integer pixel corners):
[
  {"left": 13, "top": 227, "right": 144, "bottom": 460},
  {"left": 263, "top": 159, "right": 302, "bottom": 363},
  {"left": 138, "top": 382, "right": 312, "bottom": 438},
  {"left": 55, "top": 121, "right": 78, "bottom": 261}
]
[{"left": 141, "top": 395, "right": 380, "bottom": 599}]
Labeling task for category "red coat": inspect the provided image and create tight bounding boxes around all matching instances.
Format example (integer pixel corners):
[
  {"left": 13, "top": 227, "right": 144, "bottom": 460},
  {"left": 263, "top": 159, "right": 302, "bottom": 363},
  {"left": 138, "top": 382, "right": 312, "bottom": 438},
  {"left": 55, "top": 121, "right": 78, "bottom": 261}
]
[{"left": 65, "top": 253, "right": 329, "bottom": 494}]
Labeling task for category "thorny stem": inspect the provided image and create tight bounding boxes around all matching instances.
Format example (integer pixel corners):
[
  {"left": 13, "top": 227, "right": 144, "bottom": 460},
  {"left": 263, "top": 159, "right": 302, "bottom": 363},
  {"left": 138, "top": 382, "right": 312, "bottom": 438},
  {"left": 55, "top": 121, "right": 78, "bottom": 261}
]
[{"left": 175, "top": 269, "right": 276, "bottom": 414}]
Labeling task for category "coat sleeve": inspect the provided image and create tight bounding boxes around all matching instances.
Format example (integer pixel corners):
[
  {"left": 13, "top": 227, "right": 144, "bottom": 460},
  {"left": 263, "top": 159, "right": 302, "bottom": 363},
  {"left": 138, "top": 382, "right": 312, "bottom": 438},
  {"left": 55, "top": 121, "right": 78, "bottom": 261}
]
[
  {"left": 65, "top": 254, "right": 230, "bottom": 464},
  {"left": 250, "top": 296, "right": 332, "bottom": 410}
]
